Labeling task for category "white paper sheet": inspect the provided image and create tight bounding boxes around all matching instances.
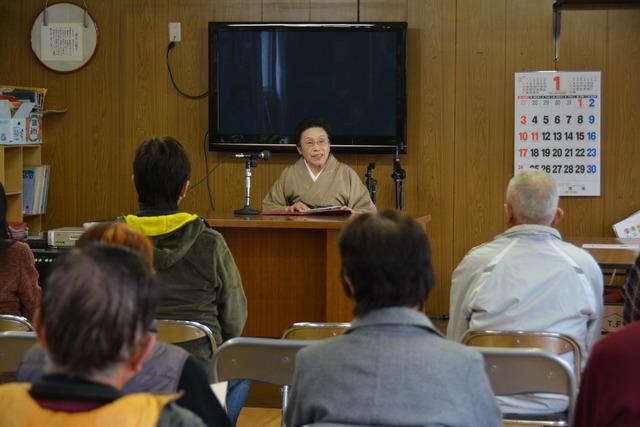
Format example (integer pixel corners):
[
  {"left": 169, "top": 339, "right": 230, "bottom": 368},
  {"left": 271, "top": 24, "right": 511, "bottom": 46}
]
[{"left": 41, "top": 23, "right": 83, "bottom": 61}]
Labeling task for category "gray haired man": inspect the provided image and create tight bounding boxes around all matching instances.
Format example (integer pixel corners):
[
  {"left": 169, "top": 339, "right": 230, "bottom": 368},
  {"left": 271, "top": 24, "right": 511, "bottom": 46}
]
[{"left": 447, "top": 170, "right": 603, "bottom": 415}]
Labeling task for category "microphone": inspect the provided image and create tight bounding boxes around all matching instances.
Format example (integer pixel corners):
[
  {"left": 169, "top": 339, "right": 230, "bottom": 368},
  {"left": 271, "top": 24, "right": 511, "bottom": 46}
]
[
  {"left": 393, "top": 147, "right": 401, "bottom": 172},
  {"left": 234, "top": 150, "right": 271, "bottom": 160}
]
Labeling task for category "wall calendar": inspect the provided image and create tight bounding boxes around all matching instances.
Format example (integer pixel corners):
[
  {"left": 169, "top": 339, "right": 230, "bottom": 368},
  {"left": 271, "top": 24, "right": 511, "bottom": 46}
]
[{"left": 515, "top": 71, "right": 601, "bottom": 196}]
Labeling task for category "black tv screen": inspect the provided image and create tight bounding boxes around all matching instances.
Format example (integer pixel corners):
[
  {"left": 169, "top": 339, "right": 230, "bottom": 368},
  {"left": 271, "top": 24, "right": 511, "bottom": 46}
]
[{"left": 209, "top": 22, "right": 407, "bottom": 154}]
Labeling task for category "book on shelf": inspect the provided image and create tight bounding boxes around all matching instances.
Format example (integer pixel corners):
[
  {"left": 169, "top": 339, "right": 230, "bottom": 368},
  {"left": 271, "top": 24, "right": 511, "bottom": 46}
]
[
  {"left": 39, "top": 165, "right": 50, "bottom": 214},
  {"left": 22, "top": 165, "right": 50, "bottom": 215},
  {"left": 22, "top": 167, "right": 36, "bottom": 214}
]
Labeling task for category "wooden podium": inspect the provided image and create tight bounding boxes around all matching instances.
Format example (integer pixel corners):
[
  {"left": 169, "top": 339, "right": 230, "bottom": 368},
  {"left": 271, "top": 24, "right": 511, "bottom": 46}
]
[
  {"left": 207, "top": 212, "right": 430, "bottom": 338},
  {"left": 207, "top": 213, "right": 353, "bottom": 337}
]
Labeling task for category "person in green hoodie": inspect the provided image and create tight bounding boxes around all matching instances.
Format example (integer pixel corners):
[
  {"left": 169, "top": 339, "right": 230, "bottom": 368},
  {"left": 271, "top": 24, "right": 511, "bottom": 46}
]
[{"left": 121, "top": 136, "right": 248, "bottom": 425}]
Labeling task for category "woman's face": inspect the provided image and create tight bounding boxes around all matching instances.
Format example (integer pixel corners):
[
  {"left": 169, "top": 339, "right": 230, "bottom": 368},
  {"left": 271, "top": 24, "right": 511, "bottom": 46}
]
[{"left": 297, "top": 127, "right": 330, "bottom": 173}]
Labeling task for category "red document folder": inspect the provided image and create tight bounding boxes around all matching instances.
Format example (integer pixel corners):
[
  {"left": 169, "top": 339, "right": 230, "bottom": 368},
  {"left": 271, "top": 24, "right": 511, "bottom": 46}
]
[{"left": 261, "top": 205, "right": 352, "bottom": 216}]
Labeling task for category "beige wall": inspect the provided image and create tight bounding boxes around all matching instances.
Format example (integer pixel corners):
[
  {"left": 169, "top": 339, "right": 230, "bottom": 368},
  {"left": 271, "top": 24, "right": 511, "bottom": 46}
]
[{"left": 1, "top": 0, "right": 639, "bottom": 314}]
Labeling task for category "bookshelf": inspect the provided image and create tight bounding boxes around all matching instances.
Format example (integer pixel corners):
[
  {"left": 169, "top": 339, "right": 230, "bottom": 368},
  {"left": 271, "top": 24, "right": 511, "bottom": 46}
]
[{"left": 0, "top": 144, "right": 43, "bottom": 232}]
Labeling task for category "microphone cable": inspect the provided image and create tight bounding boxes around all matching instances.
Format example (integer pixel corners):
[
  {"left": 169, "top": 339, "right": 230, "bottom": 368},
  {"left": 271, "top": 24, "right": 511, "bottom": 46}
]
[
  {"left": 188, "top": 132, "right": 235, "bottom": 210},
  {"left": 166, "top": 41, "right": 208, "bottom": 100}
]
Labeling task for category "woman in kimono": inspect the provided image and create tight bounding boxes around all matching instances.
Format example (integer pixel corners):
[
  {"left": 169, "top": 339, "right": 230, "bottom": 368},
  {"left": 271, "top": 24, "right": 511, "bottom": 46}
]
[{"left": 262, "top": 117, "right": 376, "bottom": 213}]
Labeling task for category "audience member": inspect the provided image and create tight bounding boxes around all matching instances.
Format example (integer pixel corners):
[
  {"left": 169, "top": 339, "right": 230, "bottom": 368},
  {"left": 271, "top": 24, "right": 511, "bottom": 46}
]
[
  {"left": 447, "top": 170, "right": 603, "bottom": 414},
  {"left": 285, "top": 210, "right": 502, "bottom": 427},
  {"left": 0, "top": 245, "right": 205, "bottom": 426},
  {"left": 622, "top": 253, "right": 640, "bottom": 324},
  {"left": 574, "top": 321, "right": 640, "bottom": 426},
  {"left": 0, "top": 181, "right": 40, "bottom": 321},
  {"left": 121, "top": 136, "right": 248, "bottom": 424},
  {"left": 16, "top": 222, "right": 231, "bottom": 427}
]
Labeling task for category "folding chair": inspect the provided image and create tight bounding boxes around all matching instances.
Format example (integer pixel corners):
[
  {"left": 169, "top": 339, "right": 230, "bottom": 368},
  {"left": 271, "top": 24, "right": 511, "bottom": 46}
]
[
  {"left": 281, "top": 322, "right": 350, "bottom": 340},
  {"left": 212, "top": 337, "right": 317, "bottom": 427},
  {"left": 155, "top": 319, "right": 217, "bottom": 369},
  {"left": 0, "top": 331, "right": 38, "bottom": 382},
  {"left": 0, "top": 315, "right": 33, "bottom": 332},
  {"left": 461, "top": 330, "right": 582, "bottom": 384},
  {"left": 477, "top": 347, "right": 577, "bottom": 426},
  {"left": 280, "top": 321, "right": 351, "bottom": 420}
]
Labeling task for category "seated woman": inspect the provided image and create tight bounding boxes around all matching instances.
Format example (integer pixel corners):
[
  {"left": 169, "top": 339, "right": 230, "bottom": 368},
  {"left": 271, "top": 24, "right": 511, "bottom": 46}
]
[
  {"left": 284, "top": 211, "right": 502, "bottom": 427},
  {"left": 262, "top": 117, "right": 376, "bottom": 213},
  {"left": 17, "top": 222, "right": 231, "bottom": 427},
  {"left": 0, "top": 181, "right": 40, "bottom": 321}
]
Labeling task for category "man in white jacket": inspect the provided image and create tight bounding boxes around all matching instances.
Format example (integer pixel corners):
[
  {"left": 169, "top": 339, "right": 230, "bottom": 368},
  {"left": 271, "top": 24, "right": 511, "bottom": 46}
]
[{"left": 447, "top": 170, "right": 603, "bottom": 415}]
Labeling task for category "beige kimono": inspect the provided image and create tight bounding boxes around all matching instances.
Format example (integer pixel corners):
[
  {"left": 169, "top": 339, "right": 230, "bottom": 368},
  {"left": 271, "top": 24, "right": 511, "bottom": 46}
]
[{"left": 262, "top": 155, "right": 376, "bottom": 213}]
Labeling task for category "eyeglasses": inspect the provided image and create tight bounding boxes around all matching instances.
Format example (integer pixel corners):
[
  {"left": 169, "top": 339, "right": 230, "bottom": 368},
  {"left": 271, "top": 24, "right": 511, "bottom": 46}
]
[{"left": 302, "top": 139, "right": 329, "bottom": 147}]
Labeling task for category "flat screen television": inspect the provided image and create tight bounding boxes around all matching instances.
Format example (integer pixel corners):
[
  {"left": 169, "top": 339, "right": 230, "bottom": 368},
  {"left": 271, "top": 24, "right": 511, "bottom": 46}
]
[{"left": 208, "top": 22, "right": 407, "bottom": 154}]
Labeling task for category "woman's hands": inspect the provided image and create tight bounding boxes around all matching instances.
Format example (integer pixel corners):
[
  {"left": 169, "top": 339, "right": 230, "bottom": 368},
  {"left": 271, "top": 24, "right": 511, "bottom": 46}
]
[{"left": 285, "top": 202, "right": 309, "bottom": 212}]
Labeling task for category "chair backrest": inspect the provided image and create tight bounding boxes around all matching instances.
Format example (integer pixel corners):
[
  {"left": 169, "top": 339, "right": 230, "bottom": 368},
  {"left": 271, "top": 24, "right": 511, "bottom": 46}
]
[
  {"left": 155, "top": 319, "right": 217, "bottom": 352},
  {"left": 0, "top": 315, "right": 33, "bottom": 332},
  {"left": 477, "top": 347, "right": 577, "bottom": 425},
  {"left": 461, "top": 330, "right": 582, "bottom": 384},
  {"left": 212, "top": 337, "right": 316, "bottom": 386},
  {"left": 282, "top": 322, "right": 350, "bottom": 340},
  {"left": 0, "top": 331, "right": 38, "bottom": 373}
]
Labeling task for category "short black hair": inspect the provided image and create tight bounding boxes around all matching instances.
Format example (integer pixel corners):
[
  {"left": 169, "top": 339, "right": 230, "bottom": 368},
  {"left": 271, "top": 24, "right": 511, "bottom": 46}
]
[
  {"left": 41, "top": 244, "right": 158, "bottom": 377},
  {"left": 339, "top": 210, "right": 435, "bottom": 316},
  {"left": 133, "top": 136, "right": 191, "bottom": 211},
  {"left": 291, "top": 116, "right": 331, "bottom": 146}
]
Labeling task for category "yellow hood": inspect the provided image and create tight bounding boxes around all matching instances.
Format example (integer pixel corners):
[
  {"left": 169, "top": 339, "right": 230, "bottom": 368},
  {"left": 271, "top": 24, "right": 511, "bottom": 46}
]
[{"left": 124, "top": 212, "right": 199, "bottom": 237}]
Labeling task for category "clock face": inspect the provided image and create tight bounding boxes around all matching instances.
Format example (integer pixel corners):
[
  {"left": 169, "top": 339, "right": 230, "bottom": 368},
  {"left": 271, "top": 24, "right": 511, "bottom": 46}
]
[{"left": 30, "top": 2, "right": 99, "bottom": 73}]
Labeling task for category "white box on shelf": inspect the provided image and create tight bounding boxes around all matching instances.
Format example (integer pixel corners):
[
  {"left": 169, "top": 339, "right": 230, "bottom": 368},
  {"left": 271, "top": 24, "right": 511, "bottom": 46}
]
[{"left": 0, "top": 100, "right": 38, "bottom": 144}]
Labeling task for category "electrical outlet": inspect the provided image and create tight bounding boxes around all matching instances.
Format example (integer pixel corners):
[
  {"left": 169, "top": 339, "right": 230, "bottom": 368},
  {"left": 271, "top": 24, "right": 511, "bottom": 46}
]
[{"left": 169, "top": 22, "right": 181, "bottom": 43}]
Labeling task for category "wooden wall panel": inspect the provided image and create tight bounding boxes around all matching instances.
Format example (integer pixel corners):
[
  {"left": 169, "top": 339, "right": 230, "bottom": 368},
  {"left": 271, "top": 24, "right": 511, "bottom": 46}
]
[
  {"left": 453, "top": 0, "right": 508, "bottom": 265},
  {"left": 555, "top": 7, "right": 607, "bottom": 238},
  {"left": 2, "top": 0, "right": 640, "bottom": 316},
  {"left": 310, "top": 0, "right": 357, "bottom": 21},
  {"left": 602, "top": 7, "right": 640, "bottom": 233},
  {"left": 213, "top": 0, "right": 263, "bottom": 21},
  {"left": 360, "top": 0, "right": 407, "bottom": 21},
  {"left": 407, "top": 0, "right": 456, "bottom": 314},
  {"left": 263, "top": 0, "right": 310, "bottom": 21}
]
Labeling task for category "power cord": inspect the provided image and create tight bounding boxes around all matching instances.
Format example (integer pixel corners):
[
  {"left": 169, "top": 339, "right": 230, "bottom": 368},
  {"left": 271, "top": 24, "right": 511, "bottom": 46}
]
[
  {"left": 201, "top": 131, "right": 214, "bottom": 211},
  {"left": 166, "top": 41, "right": 208, "bottom": 99},
  {"left": 188, "top": 135, "right": 234, "bottom": 202}
]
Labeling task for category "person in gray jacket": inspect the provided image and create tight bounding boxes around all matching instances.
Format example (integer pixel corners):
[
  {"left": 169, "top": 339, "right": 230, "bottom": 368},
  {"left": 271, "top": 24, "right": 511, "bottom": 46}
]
[{"left": 285, "top": 210, "right": 502, "bottom": 427}]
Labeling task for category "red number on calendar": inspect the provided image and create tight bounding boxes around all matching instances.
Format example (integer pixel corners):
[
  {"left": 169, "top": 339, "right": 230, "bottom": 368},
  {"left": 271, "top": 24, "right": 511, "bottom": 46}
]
[
  {"left": 553, "top": 75, "right": 560, "bottom": 91},
  {"left": 518, "top": 132, "right": 528, "bottom": 141},
  {"left": 520, "top": 115, "right": 527, "bottom": 124}
]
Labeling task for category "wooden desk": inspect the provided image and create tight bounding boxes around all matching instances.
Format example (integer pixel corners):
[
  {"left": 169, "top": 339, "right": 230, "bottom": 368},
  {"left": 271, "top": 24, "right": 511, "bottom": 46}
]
[
  {"left": 207, "top": 213, "right": 352, "bottom": 337},
  {"left": 207, "top": 212, "right": 430, "bottom": 338},
  {"left": 568, "top": 237, "right": 640, "bottom": 270}
]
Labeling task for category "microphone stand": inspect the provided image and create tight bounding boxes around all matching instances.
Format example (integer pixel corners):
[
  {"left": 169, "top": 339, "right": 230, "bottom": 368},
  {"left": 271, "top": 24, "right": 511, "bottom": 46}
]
[
  {"left": 234, "top": 157, "right": 261, "bottom": 216},
  {"left": 365, "top": 162, "right": 377, "bottom": 205},
  {"left": 392, "top": 148, "right": 406, "bottom": 211}
]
